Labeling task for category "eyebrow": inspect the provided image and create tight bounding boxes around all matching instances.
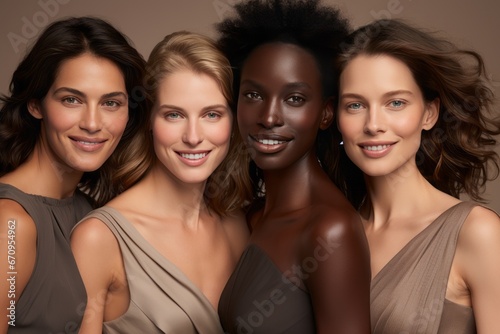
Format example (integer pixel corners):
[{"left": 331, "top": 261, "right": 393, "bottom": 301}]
[
  {"left": 240, "top": 79, "right": 312, "bottom": 91},
  {"left": 158, "top": 104, "right": 228, "bottom": 112},
  {"left": 52, "top": 87, "right": 128, "bottom": 99},
  {"left": 340, "top": 90, "right": 414, "bottom": 100}
]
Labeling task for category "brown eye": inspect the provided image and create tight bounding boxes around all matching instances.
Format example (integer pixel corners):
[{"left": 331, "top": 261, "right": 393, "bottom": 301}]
[
  {"left": 244, "top": 92, "right": 262, "bottom": 100},
  {"left": 286, "top": 95, "right": 305, "bottom": 105}
]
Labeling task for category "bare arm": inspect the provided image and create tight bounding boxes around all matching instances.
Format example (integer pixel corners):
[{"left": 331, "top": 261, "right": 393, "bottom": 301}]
[
  {"left": 0, "top": 200, "right": 36, "bottom": 334},
  {"left": 303, "top": 210, "right": 371, "bottom": 333},
  {"left": 71, "top": 218, "right": 122, "bottom": 334},
  {"left": 457, "top": 206, "right": 500, "bottom": 334}
]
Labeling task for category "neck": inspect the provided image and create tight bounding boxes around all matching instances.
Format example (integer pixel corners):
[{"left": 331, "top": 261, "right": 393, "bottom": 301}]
[
  {"left": 261, "top": 152, "right": 325, "bottom": 216},
  {"left": 139, "top": 160, "right": 208, "bottom": 227},
  {"left": 361, "top": 162, "right": 436, "bottom": 227},
  {"left": 2, "top": 142, "right": 83, "bottom": 199}
]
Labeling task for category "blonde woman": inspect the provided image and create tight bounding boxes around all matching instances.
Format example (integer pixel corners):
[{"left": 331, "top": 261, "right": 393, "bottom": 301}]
[{"left": 71, "top": 31, "right": 251, "bottom": 333}]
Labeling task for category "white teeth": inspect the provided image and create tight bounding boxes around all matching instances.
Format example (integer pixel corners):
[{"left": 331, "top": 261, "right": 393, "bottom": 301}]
[
  {"left": 181, "top": 153, "right": 207, "bottom": 160},
  {"left": 258, "top": 139, "right": 285, "bottom": 145},
  {"left": 78, "top": 141, "right": 99, "bottom": 145},
  {"left": 364, "top": 145, "right": 390, "bottom": 151}
]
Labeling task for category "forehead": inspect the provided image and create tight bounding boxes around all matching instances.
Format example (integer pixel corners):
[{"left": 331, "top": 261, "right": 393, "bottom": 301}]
[
  {"left": 241, "top": 42, "right": 322, "bottom": 86},
  {"left": 156, "top": 69, "right": 226, "bottom": 104},
  {"left": 340, "top": 54, "right": 420, "bottom": 93},
  {"left": 52, "top": 53, "right": 125, "bottom": 90}
]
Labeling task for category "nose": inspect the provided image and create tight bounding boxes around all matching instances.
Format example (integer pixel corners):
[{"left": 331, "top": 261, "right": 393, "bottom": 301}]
[
  {"left": 364, "top": 107, "right": 386, "bottom": 135},
  {"left": 79, "top": 105, "right": 102, "bottom": 133},
  {"left": 182, "top": 119, "right": 203, "bottom": 146},
  {"left": 259, "top": 98, "right": 284, "bottom": 129}
]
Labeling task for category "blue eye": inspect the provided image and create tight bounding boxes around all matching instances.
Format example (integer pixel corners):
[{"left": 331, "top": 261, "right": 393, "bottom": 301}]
[
  {"left": 389, "top": 100, "right": 405, "bottom": 108},
  {"left": 348, "top": 103, "right": 363, "bottom": 110},
  {"left": 166, "top": 112, "right": 181, "bottom": 119},
  {"left": 206, "top": 112, "right": 220, "bottom": 119}
]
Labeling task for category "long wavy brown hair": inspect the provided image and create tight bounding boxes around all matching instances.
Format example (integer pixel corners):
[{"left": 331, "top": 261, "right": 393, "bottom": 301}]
[
  {"left": 335, "top": 19, "right": 500, "bottom": 208},
  {"left": 0, "top": 17, "right": 149, "bottom": 207}
]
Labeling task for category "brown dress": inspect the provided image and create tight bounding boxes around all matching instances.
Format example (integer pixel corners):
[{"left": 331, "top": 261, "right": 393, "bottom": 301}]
[
  {"left": 218, "top": 244, "right": 316, "bottom": 333},
  {"left": 371, "top": 201, "right": 481, "bottom": 334},
  {"left": 0, "top": 183, "right": 91, "bottom": 333},
  {"left": 78, "top": 206, "right": 224, "bottom": 334}
]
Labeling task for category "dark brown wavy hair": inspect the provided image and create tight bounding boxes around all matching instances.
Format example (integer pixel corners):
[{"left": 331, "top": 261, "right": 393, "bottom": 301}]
[
  {"left": 335, "top": 19, "right": 500, "bottom": 208},
  {"left": 120, "top": 31, "right": 252, "bottom": 217},
  {"left": 0, "top": 16, "right": 149, "bottom": 207},
  {"left": 216, "top": 0, "right": 351, "bottom": 202}
]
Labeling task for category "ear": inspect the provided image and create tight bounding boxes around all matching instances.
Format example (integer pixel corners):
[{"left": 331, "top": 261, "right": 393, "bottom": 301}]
[
  {"left": 27, "top": 100, "right": 43, "bottom": 119},
  {"left": 319, "top": 99, "right": 334, "bottom": 130},
  {"left": 422, "top": 98, "right": 439, "bottom": 130}
]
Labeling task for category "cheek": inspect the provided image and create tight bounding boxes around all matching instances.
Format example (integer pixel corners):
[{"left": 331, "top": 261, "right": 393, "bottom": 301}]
[
  {"left": 236, "top": 105, "right": 254, "bottom": 130},
  {"left": 104, "top": 111, "right": 129, "bottom": 135},
  {"left": 393, "top": 116, "right": 423, "bottom": 139},
  {"left": 152, "top": 121, "right": 178, "bottom": 146},
  {"left": 207, "top": 119, "right": 232, "bottom": 147},
  {"left": 337, "top": 114, "right": 359, "bottom": 140}
]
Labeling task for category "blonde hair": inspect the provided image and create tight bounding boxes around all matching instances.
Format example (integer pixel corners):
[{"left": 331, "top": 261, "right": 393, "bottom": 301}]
[{"left": 124, "top": 31, "right": 252, "bottom": 216}]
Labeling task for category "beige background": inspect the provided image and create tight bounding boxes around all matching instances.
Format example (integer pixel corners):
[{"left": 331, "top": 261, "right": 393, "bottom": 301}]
[{"left": 1, "top": 0, "right": 498, "bottom": 211}]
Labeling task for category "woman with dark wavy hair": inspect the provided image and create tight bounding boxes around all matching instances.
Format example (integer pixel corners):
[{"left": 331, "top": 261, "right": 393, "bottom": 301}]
[
  {"left": 0, "top": 16, "right": 147, "bottom": 333},
  {"left": 336, "top": 19, "right": 500, "bottom": 333},
  {"left": 216, "top": 0, "right": 371, "bottom": 333}
]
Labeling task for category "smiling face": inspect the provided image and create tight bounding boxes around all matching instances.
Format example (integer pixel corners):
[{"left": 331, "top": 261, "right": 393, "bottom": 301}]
[
  {"left": 151, "top": 69, "right": 232, "bottom": 185},
  {"left": 237, "top": 42, "right": 332, "bottom": 171},
  {"left": 337, "top": 54, "right": 438, "bottom": 178},
  {"left": 28, "top": 53, "right": 129, "bottom": 173}
]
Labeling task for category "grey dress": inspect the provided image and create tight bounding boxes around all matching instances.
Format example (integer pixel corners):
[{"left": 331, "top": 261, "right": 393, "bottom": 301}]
[
  {"left": 77, "top": 206, "right": 224, "bottom": 334},
  {"left": 371, "top": 201, "right": 483, "bottom": 334},
  {"left": 0, "top": 183, "right": 91, "bottom": 333}
]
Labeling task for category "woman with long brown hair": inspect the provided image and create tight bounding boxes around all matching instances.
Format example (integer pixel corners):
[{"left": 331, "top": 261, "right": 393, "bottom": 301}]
[
  {"left": 336, "top": 19, "right": 500, "bottom": 333},
  {"left": 0, "top": 16, "right": 147, "bottom": 333}
]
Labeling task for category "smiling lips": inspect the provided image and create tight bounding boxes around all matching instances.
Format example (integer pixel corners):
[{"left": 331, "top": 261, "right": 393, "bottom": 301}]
[
  {"left": 250, "top": 134, "right": 291, "bottom": 153},
  {"left": 179, "top": 152, "right": 208, "bottom": 160},
  {"left": 176, "top": 151, "right": 211, "bottom": 166},
  {"left": 257, "top": 138, "right": 287, "bottom": 145},
  {"left": 70, "top": 136, "right": 107, "bottom": 152},
  {"left": 359, "top": 142, "right": 396, "bottom": 157},
  {"left": 363, "top": 144, "right": 391, "bottom": 151}
]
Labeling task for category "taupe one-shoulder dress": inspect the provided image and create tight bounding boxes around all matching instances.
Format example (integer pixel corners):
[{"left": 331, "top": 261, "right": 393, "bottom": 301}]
[
  {"left": 78, "top": 206, "right": 224, "bottom": 334},
  {"left": 371, "top": 201, "right": 481, "bottom": 334}
]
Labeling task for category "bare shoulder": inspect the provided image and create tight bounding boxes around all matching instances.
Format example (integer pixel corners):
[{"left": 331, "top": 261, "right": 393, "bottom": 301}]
[
  {"left": 307, "top": 201, "right": 363, "bottom": 241},
  {"left": 0, "top": 198, "right": 36, "bottom": 242},
  {"left": 458, "top": 204, "right": 500, "bottom": 249},
  {"left": 0, "top": 198, "right": 35, "bottom": 222},
  {"left": 299, "top": 201, "right": 368, "bottom": 260},
  {"left": 0, "top": 199, "right": 37, "bottom": 311},
  {"left": 71, "top": 216, "right": 121, "bottom": 256}
]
